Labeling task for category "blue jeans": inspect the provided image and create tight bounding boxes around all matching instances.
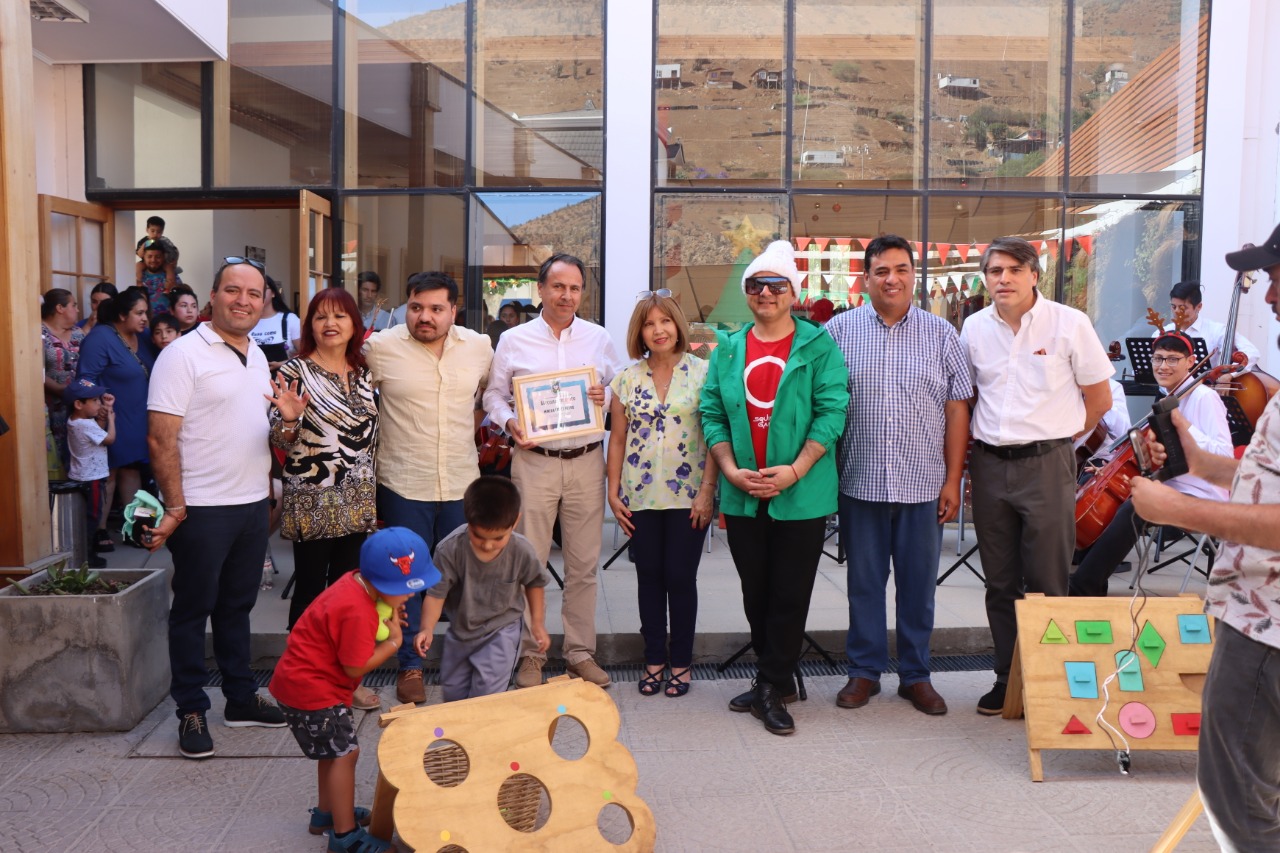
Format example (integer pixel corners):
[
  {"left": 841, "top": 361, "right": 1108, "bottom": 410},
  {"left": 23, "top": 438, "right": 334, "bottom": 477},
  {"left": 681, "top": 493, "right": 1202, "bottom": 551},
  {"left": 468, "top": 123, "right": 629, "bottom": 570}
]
[
  {"left": 376, "top": 484, "right": 466, "bottom": 670},
  {"left": 167, "top": 499, "right": 269, "bottom": 715},
  {"left": 839, "top": 495, "right": 942, "bottom": 685}
]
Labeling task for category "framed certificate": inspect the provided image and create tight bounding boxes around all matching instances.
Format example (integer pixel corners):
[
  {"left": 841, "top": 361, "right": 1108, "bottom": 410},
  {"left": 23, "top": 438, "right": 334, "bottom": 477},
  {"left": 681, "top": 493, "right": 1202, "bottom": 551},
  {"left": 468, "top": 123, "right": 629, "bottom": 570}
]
[{"left": 511, "top": 367, "right": 603, "bottom": 445}]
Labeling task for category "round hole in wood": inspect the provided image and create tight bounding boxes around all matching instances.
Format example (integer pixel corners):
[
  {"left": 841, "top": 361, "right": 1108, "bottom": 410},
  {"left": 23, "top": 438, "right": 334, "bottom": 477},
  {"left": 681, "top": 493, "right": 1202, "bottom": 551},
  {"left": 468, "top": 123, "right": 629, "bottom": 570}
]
[
  {"left": 423, "top": 739, "right": 469, "bottom": 787},
  {"left": 497, "top": 773, "right": 551, "bottom": 833},
  {"left": 598, "top": 802, "right": 634, "bottom": 845},
  {"left": 548, "top": 714, "right": 589, "bottom": 760}
]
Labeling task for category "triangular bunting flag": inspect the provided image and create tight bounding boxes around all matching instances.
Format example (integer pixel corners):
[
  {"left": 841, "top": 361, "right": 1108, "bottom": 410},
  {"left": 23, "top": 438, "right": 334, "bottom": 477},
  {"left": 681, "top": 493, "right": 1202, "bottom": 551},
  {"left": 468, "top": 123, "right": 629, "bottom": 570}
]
[
  {"left": 973, "top": 243, "right": 989, "bottom": 259},
  {"left": 1077, "top": 235, "right": 1093, "bottom": 256},
  {"left": 822, "top": 273, "right": 834, "bottom": 285},
  {"left": 1045, "top": 239, "right": 1058, "bottom": 259},
  {"left": 1030, "top": 240, "right": 1044, "bottom": 255},
  {"left": 833, "top": 237, "right": 851, "bottom": 248},
  {"left": 794, "top": 237, "right": 812, "bottom": 252},
  {"left": 1064, "top": 239, "right": 1074, "bottom": 262},
  {"left": 849, "top": 275, "right": 862, "bottom": 293},
  {"left": 934, "top": 243, "right": 952, "bottom": 263},
  {"left": 813, "top": 237, "right": 830, "bottom": 252},
  {"left": 955, "top": 244, "right": 972, "bottom": 264}
]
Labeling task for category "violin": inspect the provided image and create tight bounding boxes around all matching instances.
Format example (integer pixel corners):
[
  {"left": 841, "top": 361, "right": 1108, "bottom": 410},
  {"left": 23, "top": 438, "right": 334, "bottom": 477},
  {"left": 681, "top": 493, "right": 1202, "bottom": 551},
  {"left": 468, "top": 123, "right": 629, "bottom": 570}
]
[
  {"left": 1073, "top": 356, "right": 1239, "bottom": 550},
  {"left": 1074, "top": 341, "right": 1126, "bottom": 476},
  {"left": 1215, "top": 260, "right": 1280, "bottom": 428}
]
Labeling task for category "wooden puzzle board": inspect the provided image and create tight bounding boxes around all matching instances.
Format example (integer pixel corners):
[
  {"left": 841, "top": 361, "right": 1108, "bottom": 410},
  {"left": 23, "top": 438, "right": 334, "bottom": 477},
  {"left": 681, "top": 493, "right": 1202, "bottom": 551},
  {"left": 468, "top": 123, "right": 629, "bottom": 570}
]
[
  {"left": 1008, "top": 594, "right": 1213, "bottom": 781},
  {"left": 371, "top": 676, "right": 656, "bottom": 852}
]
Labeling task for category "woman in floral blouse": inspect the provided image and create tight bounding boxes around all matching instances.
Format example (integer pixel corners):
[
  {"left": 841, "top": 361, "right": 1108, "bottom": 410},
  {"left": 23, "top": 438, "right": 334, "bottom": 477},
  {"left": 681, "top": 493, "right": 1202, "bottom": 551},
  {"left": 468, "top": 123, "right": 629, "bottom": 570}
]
[
  {"left": 268, "top": 288, "right": 379, "bottom": 710},
  {"left": 607, "top": 291, "right": 717, "bottom": 698},
  {"left": 41, "top": 288, "right": 84, "bottom": 478}
]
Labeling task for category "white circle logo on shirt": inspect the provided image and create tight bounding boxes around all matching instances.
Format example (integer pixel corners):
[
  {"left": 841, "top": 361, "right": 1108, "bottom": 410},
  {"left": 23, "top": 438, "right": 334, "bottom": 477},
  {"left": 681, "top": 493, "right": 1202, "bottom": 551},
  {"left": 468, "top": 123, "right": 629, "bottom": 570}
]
[{"left": 744, "top": 355, "right": 786, "bottom": 409}]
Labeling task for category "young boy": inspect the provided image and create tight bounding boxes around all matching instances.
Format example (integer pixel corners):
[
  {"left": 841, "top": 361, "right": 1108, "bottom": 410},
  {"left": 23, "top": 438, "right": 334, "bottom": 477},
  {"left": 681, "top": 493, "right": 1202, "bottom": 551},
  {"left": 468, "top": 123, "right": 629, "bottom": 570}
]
[
  {"left": 270, "top": 527, "right": 439, "bottom": 853},
  {"left": 134, "top": 215, "right": 180, "bottom": 292},
  {"left": 413, "top": 476, "right": 550, "bottom": 701},
  {"left": 150, "top": 313, "right": 181, "bottom": 350},
  {"left": 64, "top": 379, "right": 115, "bottom": 567}
]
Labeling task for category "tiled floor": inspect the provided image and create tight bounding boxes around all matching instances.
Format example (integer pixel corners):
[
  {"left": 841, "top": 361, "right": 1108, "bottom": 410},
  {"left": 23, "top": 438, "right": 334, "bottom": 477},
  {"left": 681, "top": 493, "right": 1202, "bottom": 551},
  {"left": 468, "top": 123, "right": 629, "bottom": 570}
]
[{"left": 0, "top": 672, "right": 1216, "bottom": 852}]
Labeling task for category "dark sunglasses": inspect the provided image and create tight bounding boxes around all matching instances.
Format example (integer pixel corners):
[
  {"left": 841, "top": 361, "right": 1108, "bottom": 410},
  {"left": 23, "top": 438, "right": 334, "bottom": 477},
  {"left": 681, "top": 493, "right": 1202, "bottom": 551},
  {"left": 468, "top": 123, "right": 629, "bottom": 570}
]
[
  {"left": 223, "top": 256, "right": 266, "bottom": 272},
  {"left": 744, "top": 276, "right": 792, "bottom": 296}
]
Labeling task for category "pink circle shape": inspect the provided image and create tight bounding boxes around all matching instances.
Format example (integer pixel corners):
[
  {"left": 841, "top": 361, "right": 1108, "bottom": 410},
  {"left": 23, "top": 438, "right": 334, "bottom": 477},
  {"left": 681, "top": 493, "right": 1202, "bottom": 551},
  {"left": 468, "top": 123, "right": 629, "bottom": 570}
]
[{"left": 1118, "top": 702, "right": 1156, "bottom": 739}]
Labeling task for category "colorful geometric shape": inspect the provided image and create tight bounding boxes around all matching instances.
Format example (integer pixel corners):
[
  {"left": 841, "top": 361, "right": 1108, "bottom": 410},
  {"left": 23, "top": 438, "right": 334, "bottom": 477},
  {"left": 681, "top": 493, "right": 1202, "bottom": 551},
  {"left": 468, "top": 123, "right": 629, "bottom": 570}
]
[
  {"left": 1137, "top": 621, "right": 1167, "bottom": 668},
  {"left": 1115, "top": 650, "right": 1144, "bottom": 692},
  {"left": 1171, "top": 713, "right": 1201, "bottom": 736},
  {"left": 1177, "top": 614, "right": 1212, "bottom": 644},
  {"left": 1118, "top": 702, "right": 1156, "bottom": 739},
  {"left": 1062, "top": 715, "right": 1092, "bottom": 735},
  {"left": 1064, "top": 662, "right": 1099, "bottom": 699},
  {"left": 1040, "top": 619, "right": 1069, "bottom": 644},
  {"left": 1075, "top": 621, "right": 1114, "bottom": 644}
]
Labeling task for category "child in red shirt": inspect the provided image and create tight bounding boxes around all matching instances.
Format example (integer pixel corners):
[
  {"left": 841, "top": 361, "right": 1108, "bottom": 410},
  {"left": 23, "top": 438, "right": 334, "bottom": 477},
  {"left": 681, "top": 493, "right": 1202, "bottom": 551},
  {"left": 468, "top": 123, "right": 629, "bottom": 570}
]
[{"left": 270, "top": 527, "right": 439, "bottom": 853}]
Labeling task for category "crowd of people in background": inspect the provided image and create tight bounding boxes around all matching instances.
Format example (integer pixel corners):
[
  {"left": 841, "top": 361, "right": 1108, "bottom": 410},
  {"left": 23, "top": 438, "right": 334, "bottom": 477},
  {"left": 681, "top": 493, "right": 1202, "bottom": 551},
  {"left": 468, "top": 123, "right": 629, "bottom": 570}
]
[{"left": 33, "top": 224, "right": 1280, "bottom": 853}]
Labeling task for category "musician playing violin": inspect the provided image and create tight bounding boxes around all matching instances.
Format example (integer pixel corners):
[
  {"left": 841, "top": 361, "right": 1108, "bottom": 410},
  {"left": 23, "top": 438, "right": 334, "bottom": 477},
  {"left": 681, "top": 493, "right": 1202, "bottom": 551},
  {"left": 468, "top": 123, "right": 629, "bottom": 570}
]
[
  {"left": 1067, "top": 332, "right": 1232, "bottom": 597},
  {"left": 1128, "top": 226, "right": 1280, "bottom": 850},
  {"left": 1153, "top": 280, "right": 1263, "bottom": 372}
]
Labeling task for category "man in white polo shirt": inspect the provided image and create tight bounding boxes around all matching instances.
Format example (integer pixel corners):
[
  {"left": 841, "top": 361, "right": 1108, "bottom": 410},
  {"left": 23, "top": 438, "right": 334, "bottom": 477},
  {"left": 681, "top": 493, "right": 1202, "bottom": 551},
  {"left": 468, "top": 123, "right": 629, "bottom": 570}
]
[
  {"left": 960, "top": 236, "right": 1114, "bottom": 716},
  {"left": 483, "top": 253, "right": 623, "bottom": 689},
  {"left": 147, "top": 258, "right": 287, "bottom": 759}
]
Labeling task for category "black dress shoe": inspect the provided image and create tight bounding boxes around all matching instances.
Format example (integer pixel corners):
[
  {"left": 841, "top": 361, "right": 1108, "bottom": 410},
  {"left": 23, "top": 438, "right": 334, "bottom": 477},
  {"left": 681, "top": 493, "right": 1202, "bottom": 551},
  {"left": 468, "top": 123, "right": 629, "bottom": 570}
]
[
  {"left": 976, "top": 681, "right": 1007, "bottom": 716},
  {"left": 729, "top": 680, "right": 798, "bottom": 712},
  {"left": 750, "top": 682, "right": 796, "bottom": 735}
]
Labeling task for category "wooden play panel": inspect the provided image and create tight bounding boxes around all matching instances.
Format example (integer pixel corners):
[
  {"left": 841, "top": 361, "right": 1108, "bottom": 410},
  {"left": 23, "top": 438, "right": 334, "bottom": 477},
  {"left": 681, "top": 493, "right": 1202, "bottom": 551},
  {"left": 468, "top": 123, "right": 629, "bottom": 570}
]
[
  {"left": 371, "top": 676, "right": 655, "bottom": 852},
  {"left": 1006, "top": 594, "right": 1212, "bottom": 781}
]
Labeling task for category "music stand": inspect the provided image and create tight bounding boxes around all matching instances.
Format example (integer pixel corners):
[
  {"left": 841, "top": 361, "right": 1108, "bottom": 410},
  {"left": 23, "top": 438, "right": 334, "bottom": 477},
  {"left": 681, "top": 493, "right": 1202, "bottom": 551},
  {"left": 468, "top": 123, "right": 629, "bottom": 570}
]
[
  {"left": 1125, "top": 336, "right": 1210, "bottom": 384},
  {"left": 716, "top": 633, "right": 838, "bottom": 701},
  {"left": 1221, "top": 395, "right": 1255, "bottom": 448},
  {"left": 821, "top": 515, "right": 845, "bottom": 564},
  {"left": 937, "top": 543, "right": 984, "bottom": 586},
  {"left": 601, "top": 537, "right": 630, "bottom": 571}
]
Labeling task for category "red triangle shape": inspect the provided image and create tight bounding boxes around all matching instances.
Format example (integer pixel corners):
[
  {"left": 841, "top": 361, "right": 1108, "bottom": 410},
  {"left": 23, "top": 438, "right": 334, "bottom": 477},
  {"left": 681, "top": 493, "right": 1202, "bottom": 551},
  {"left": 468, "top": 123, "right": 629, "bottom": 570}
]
[{"left": 1062, "top": 715, "right": 1091, "bottom": 735}]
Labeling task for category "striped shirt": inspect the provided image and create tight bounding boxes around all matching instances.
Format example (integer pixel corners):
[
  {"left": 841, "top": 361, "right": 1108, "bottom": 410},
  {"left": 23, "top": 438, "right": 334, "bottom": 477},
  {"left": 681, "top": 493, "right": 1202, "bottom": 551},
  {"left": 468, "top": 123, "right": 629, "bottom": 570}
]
[{"left": 825, "top": 305, "right": 971, "bottom": 504}]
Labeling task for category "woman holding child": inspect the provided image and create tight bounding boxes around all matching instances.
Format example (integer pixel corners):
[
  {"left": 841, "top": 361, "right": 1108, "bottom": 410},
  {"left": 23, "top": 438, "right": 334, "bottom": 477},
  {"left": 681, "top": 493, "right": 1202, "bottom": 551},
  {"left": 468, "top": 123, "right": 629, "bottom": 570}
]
[
  {"left": 268, "top": 288, "right": 380, "bottom": 710},
  {"left": 607, "top": 291, "right": 718, "bottom": 698}
]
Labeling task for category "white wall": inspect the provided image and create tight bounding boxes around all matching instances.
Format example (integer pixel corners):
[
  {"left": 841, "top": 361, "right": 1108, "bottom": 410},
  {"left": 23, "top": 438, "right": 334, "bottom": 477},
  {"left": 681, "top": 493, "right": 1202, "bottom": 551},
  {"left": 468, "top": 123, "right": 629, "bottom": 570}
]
[
  {"left": 1200, "top": 0, "right": 1280, "bottom": 370},
  {"left": 32, "top": 60, "right": 85, "bottom": 200}
]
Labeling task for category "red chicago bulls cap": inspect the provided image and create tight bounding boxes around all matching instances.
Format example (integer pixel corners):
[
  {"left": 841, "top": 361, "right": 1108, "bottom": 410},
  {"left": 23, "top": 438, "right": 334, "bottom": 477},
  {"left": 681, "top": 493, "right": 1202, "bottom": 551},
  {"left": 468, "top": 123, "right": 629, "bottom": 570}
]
[{"left": 359, "top": 527, "right": 440, "bottom": 595}]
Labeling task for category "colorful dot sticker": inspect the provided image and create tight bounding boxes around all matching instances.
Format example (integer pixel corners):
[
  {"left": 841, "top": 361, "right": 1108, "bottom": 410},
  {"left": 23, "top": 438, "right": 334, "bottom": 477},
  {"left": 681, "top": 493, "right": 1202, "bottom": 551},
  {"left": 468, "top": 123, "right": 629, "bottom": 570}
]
[
  {"left": 602, "top": 790, "right": 613, "bottom": 801},
  {"left": 440, "top": 830, "right": 451, "bottom": 842},
  {"left": 510, "top": 761, "right": 520, "bottom": 771},
  {"left": 556, "top": 704, "right": 567, "bottom": 715},
  {"left": 434, "top": 727, "right": 444, "bottom": 738}
]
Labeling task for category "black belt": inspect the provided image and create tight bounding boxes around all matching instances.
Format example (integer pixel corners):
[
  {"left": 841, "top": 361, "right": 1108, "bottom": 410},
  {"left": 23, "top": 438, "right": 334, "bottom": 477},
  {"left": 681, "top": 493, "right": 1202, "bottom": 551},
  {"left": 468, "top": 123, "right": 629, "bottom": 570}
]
[
  {"left": 524, "top": 441, "right": 602, "bottom": 460},
  {"left": 976, "top": 437, "right": 1070, "bottom": 460}
]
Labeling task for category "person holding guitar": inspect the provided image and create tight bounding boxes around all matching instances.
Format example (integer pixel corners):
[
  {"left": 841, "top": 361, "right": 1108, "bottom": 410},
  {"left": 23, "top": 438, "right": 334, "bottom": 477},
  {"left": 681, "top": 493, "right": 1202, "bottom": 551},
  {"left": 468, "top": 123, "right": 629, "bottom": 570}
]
[
  {"left": 1068, "top": 331, "right": 1232, "bottom": 596},
  {"left": 1129, "top": 226, "right": 1280, "bottom": 850}
]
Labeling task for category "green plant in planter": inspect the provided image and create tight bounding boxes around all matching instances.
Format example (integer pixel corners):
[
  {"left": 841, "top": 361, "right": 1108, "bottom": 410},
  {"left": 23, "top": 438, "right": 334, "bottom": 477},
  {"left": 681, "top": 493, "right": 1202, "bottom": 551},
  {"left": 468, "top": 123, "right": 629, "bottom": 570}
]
[{"left": 6, "top": 562, "right": 129, "bottom": 596}]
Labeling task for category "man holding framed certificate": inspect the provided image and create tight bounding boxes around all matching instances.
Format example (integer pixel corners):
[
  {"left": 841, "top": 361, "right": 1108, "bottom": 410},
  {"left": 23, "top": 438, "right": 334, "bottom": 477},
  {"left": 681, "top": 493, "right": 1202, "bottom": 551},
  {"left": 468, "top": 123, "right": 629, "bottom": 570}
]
[{"left": 483, "top": 253, "right": 624, "bottom": 689}]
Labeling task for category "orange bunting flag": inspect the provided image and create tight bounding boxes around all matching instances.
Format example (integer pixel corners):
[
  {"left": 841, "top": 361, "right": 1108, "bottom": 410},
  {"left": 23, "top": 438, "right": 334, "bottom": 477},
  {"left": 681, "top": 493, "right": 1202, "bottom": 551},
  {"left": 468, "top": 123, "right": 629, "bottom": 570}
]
[
  {"left": 1045, "top": 239, "right": 1058, "bottom": 259},
  {"left": 813, "top": 237, "right": 830, "bottom": 252},
  {"left": 1064, "top": 239, "right": 1074, "bottom": 262},
  {"left": 794, "top": 237, "right": 812, "bottom": 252},
  {"left": 934, "top": 243, "right": 952, "bottom": 263},
  {"left": 1077, "top": 235, "right": 1093, "bottom": 256},
  {"left": 955, "top": 243, "right": 972, "bottom": 264}
]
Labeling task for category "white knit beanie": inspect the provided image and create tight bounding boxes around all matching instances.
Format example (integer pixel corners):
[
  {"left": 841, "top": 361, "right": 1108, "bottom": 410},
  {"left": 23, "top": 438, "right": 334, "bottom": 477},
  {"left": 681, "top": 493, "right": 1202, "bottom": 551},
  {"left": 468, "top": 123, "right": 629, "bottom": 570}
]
[{"left": 741, "top": 240, "right": 804, "bottom": 298}]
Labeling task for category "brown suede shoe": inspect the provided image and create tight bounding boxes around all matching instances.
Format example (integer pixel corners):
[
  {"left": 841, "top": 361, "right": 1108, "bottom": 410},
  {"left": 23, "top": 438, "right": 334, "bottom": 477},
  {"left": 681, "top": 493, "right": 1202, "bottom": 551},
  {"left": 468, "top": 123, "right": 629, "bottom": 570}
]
[
  {"left": 395, "top": 669, "right": 426, "bottom": 704},
  {"left": 836, "top": 677, "right": 881, "bottom": 709},
  {"left": 898, "top": 681, "right": 948, "bottom": 715}
]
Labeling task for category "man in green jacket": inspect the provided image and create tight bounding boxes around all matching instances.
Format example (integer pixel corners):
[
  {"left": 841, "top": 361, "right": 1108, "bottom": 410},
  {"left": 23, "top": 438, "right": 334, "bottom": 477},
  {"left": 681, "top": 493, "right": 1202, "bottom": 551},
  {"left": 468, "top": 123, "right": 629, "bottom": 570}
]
[{"left": 701, "top": 239, "right": 850, "bottom": 736}]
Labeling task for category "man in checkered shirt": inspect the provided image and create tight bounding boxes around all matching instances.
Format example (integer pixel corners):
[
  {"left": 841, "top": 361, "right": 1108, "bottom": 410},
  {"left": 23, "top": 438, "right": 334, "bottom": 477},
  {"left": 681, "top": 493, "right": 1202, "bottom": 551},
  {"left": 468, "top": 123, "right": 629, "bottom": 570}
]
[{"left": 824, "top": 234, "right": 972, "bottom": 716}]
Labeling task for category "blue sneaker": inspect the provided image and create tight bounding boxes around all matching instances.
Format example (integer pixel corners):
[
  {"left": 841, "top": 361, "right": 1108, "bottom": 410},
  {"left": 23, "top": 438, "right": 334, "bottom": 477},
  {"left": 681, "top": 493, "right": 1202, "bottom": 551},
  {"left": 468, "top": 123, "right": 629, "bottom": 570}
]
[{"left": 309, "top": 806, "right": 372, "bottom": 835}]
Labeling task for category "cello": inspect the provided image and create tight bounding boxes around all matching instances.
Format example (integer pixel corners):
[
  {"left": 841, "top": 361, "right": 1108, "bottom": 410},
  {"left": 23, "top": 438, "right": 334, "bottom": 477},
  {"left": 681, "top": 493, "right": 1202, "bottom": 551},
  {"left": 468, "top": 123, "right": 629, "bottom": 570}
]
[
  {"left": 1073, "top": 327, "right": 1241, "bottom": 550},
  {"left": 1215, "top": 260, "right": 1280, "bottom": 428}
]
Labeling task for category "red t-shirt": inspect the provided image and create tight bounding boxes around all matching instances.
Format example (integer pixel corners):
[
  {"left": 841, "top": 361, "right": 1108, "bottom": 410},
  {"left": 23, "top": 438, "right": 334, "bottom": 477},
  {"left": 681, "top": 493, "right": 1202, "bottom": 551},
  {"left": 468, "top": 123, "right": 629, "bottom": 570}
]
[
  {"left": 269, "top": 572, "right": 378, "bottom": 710},
  {"left": 743, "top": 330, "right": 793, "bottom": 469}
]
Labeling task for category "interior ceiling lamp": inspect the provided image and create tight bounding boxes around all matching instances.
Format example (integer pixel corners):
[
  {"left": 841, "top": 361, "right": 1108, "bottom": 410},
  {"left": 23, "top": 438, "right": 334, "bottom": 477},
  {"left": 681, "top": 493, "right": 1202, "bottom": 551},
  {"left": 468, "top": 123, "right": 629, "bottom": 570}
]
[{"left": 30, "top": 0, "right": 91, "bottom": 23}]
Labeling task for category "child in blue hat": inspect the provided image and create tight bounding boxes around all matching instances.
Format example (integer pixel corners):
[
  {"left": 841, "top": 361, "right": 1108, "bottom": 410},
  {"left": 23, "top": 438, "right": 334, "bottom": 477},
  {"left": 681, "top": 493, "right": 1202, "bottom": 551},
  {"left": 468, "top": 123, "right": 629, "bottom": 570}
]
[
  {"left": 64, "top": 378, "right": 116, "bottom": 566},
  {"left": 270, "top": 527, "right": 439, "bottom": 853}
]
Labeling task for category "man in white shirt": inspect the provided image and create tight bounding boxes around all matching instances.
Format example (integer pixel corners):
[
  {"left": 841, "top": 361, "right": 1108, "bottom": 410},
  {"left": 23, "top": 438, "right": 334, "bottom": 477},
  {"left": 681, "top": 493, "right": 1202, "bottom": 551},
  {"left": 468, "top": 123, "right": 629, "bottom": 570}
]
[
  {"left": 365, "top": 271, "right": 493, "bottom": 704},
  {"left": 146, "top": 258, "right": 287, "bottom": 759},
  {"left": 483, "top": 253, "right": 623, "bottom": 689},
  {"left": 1155, "top": 280, "right": 1262, "bottom": 370},
  {"left": 959, "top": 236, "right": 1114, "bottom": 715}
]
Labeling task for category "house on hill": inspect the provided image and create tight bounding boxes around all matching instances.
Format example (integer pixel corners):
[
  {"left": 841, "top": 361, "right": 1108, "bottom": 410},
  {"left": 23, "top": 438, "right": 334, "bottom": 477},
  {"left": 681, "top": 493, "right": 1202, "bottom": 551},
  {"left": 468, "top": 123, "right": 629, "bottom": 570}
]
[
  {"left": 655, "top": 63, "right": 681, "bottom": 89},
  {"left": 752, "top": 68, "right": 784, "bottom": 90},
  {"left": 705, "top": 67, "right": 735, "bottom": 88},
  {"left": 937, "top": 74, "right": 981, "bottom": 99}
]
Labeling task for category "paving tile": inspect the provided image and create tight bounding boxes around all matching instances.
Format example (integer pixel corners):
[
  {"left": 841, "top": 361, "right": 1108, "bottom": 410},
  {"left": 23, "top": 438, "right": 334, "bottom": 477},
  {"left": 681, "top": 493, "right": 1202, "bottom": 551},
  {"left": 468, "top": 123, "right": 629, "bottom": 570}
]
[
  {"left": 770, "top": 789, "right": 930, "bottom": 851},
  {"left": 113, "top": 759, "right": 267, "bottom": 808},
  {"left": 0, "top": 758, "right": 145, "bottom": 811},
  {"left": 634, "top": 749, "right": 763, "bottom": 800},
  {"left": 0, "top": 806, "right": 106, "bottom": 852},
  {"left": 858, "top": 736, "right": 1008, "bottom": 787},
  {"left": 79, "top": 805, "right": 242, "bottom": 852},
  {"left": 896, "top": 780, "right": 1074, "bottom": 850},
  {"left": 649, "top": 793, "right": 786, "bottom": 853}
]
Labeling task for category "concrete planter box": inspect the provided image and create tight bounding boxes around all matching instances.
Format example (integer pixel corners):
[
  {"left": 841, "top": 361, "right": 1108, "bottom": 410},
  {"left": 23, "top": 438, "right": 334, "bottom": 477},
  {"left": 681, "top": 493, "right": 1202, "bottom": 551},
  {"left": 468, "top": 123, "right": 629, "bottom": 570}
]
[{"left": 0, "top": 568, "right": 169, "bottom": 733}]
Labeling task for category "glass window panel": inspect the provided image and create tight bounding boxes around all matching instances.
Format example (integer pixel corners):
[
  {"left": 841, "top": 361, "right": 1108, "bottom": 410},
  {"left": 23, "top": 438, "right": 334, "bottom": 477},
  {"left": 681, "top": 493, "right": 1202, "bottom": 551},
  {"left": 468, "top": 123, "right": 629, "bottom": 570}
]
[
  {"left": 652, "top": 193, "right": 789, "bottom": 332},
  {"left": 656, "top": 1, "right": 785, "bottom": 187},
  {"left": 794, "top": 0, "right": 924, "bottom": 189},
  {"left": 924, "top": 195, "right": 1062, "bottom": 330},
  {"left": 1065, "top": 199, "right": 1200, "bottom": 362},
  {"left": 473, "top": 0, "right": 603, "bottom": 187},
  {"left": 472, "top": 193, "right": 601, "bottom": 324},
  {"left": 790, "top": 194, "right": 921, "bottom": 309},
  {"left": 341, "top": 194, "right": 466, "bottom": 322},
  {"left": 48, "top": 213, "right": 76, "bottom": 275},
  {"left": 221, "top": 0, "right": 335, "bottom": 187},
  {"left": 79, "top": 221, "right": 104, "bottom": 281},
  {"left": 929, "top": 0, "right": 1066, "bottom": 192},
  {"left": 1063, "top": 1, "right": 1208, "bottom": 195},
  {"left": 89, "top": 64, "right": 202, "bottom": 190},
  {"left": 346, "top": 2, "right": 467, "bottom": 188}
]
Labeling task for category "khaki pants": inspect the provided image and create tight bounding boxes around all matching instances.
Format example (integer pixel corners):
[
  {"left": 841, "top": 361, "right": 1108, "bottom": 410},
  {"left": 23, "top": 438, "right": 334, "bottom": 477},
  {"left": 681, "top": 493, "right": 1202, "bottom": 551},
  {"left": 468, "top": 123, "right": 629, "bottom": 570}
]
[{"left": 511, "top": 445, "right": 605, "bottom": 664}]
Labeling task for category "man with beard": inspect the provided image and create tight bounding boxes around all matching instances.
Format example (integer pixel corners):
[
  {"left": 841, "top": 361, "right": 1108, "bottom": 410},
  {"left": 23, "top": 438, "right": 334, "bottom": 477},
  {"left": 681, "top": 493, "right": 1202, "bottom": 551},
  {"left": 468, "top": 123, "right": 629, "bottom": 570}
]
[
  {"left": 1131, "top": 225, "right": 1280, "bottom": 849},
  {"left": 147, "top": 257, "right": 287, "bottom": 758},
  {"left": 365, "top": 271, "right": 494, "bottom": 704}
]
